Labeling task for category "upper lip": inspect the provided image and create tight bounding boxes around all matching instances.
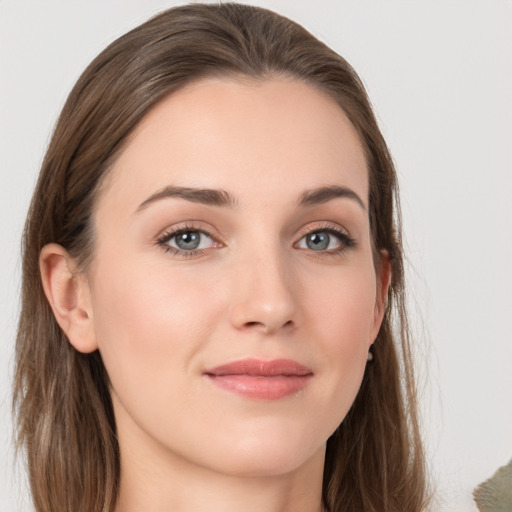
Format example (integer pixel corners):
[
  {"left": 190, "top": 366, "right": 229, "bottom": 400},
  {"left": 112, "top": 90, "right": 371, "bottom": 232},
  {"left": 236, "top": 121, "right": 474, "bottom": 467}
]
[{"left": 204, "top": 358, "right": 313, "bottom": 377}]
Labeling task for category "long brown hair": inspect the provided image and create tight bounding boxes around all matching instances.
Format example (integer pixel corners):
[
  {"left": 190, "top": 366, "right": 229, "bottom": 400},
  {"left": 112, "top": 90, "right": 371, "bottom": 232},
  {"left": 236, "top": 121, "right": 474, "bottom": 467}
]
[{"left": 14, "top": 4, "right": 428, "bottom": 511}]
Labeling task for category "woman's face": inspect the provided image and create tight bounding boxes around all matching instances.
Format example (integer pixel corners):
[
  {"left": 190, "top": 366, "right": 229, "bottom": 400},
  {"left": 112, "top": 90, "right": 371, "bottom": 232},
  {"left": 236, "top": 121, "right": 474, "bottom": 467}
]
[{"left": 83, "top": 77, "right": 388, "bottom": 477}]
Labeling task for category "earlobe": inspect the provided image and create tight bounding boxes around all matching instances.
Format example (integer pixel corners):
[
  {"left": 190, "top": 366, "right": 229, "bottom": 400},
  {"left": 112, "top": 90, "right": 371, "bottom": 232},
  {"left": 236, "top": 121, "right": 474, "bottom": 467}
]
[
  {"left": 371, "top": 250, "right": 392, "bottom": 341},
  {"left": 39, "top": 243, "right": 98, "bottom": 353}
]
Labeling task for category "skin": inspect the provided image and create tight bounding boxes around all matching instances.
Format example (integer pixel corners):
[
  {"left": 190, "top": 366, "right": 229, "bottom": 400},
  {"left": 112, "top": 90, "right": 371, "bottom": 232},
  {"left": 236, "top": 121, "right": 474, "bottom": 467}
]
[{"left": 41, "top": 77, "right": 390, "bottom": 512}]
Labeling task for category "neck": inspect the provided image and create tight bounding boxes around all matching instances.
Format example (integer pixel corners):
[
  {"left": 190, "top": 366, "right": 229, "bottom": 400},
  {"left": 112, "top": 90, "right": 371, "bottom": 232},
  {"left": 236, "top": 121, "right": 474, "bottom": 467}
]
[{"left": 114, "top": 419, "right": 325, "bottom": 512}]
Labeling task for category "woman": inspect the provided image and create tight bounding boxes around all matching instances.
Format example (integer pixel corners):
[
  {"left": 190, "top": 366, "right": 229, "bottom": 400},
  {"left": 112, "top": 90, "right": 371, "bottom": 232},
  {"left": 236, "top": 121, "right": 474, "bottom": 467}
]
[{"left": 14, "top": 3, "right": 428, "bottom": 512}]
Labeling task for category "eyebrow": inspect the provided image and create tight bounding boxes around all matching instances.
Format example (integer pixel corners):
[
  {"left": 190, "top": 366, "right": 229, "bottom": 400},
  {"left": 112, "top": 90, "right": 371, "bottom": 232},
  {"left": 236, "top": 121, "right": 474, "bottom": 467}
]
[
  {"left": 136, "top": 186, "right": 237, "bottom": 213},
  {"left": 135, "top": 183, "right": 365, "bottom": 213},
  {"left": 298, "top": 185, "right": 366, "bottom": 210}
]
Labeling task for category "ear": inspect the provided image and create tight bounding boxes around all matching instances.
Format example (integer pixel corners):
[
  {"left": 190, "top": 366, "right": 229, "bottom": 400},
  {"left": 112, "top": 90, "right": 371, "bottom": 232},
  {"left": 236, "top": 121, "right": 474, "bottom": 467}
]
[
  {"left": 370, "top": 249, "right": 392, "bottom": 342},
  {"left": 39, "top": 243, "right": 98, "bottom": 353}
]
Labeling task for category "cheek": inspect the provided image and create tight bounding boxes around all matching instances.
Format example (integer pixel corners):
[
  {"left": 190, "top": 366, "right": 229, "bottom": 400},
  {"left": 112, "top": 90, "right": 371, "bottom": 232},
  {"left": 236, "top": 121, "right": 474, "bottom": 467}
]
[
  {"left": 306, "top": 262, "right": 377, "bottom": 348},
  {"left": 88, "top": 255, "right": 223, "bottom": 397},
  {"left": 303, "top": 262, "right": 377, "bottom": 419}
]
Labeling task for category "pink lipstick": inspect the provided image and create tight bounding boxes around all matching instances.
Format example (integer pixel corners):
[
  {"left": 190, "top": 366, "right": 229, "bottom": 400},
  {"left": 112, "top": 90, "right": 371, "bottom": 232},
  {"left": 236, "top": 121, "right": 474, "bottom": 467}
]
[{"left": 204, "top": 358, "right": 313, "bottom": 400}]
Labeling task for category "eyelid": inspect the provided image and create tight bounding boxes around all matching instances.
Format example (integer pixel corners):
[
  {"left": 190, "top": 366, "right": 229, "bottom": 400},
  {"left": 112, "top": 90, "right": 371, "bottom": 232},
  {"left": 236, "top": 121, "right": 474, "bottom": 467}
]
[
  {"left": 155, "top": 222, "right": 224, "bottom": 257},
  {"left": 154, "top": 220, "right": 356, "bottom": 258},
  {"left": 293, "top": 221, "right": 352, "bottom": 243},
  {"left": 156, "top": 220, "right": 221, "bottom": 242},
  {"left": 296, "top": 221, "right": 351, "bottom": 238},
  {"left": 293, "top": 221, "right": 356, "bottom": 253}
]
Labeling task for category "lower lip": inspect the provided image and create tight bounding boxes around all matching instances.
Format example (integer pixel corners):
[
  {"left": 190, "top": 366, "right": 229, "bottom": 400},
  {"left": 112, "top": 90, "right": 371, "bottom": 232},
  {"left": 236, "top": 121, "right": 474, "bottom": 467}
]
[{"left": 206, "top": 374, "right": 311, "bottom": 400}]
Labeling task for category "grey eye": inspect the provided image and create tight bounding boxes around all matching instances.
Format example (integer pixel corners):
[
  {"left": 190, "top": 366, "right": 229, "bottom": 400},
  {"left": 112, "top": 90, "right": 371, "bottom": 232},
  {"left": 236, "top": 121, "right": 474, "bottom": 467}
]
[
  {"left": 296, "top": 230, "right": 346, "bottom": 252},
  {"left": 174, "top": 231, "right": 201, "bottom": 250},
  {"left": 305, "top": 232, "right": 331, "bottom": 251},
  {"left": 159, "top": 228, "right": 219, "bottom": 255},
  {"left": 168, "top": 230, "right": 215, "bottom": 251}
]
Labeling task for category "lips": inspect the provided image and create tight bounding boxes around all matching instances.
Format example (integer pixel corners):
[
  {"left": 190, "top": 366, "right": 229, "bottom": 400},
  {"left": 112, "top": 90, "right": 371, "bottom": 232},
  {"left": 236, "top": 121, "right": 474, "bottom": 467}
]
[{"left": 204, "top": 358, "right": 313, "bottom": 400}]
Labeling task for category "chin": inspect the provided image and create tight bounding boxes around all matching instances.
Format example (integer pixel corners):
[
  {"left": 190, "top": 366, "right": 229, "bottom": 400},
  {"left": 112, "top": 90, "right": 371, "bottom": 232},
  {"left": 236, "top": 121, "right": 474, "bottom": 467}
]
[
  {"left": 195, "top": 421, "right": 328, "bottom": 478},
  {"left": 210, "top": 448, "right": 321, "bottom": 478}
]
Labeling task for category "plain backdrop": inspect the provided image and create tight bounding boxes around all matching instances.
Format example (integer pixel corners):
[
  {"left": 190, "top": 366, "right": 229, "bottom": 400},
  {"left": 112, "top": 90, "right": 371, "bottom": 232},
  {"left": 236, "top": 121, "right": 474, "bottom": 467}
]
[{"left": 1, "top": 1, "right": 511, "bottom": 511}]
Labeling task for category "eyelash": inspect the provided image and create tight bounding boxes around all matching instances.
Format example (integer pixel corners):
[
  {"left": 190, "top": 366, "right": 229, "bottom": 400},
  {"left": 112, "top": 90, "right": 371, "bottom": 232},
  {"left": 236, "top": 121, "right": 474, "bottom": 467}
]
[
  {"left": 295, "top": 222, "right": 356, "bottom": 256},
  {"left": 156, "top": 224, "right": 218, "bottom": 258},
  {"left": 156, "top": 222, "right": 357, "bottom": 258}
]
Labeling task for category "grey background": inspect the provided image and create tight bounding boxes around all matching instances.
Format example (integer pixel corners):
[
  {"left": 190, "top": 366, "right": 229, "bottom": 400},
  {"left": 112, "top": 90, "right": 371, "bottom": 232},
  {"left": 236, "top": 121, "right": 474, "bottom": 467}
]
[{"left": 1, "top": 1, "right": 511, "bottom": 511}]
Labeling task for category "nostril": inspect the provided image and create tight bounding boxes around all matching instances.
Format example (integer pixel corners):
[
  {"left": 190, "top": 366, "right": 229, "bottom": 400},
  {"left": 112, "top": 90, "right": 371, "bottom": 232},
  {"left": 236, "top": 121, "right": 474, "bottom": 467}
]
[{"left": 242, "top": 319, "right": 294, "bottom": 332}]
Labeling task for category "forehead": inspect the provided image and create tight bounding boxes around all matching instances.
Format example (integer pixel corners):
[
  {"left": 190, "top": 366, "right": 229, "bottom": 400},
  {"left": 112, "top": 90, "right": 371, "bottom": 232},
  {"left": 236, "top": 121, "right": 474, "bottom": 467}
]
[{"left": 97, "top": 76, "right": 368, "bottom": 213}]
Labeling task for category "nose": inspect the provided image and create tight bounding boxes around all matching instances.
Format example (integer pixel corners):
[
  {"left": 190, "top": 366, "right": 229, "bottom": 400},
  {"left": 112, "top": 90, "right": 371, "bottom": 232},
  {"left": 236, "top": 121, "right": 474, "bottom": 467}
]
[{"left": 228, "top": 246, "right": 298, "bottom": 335}]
